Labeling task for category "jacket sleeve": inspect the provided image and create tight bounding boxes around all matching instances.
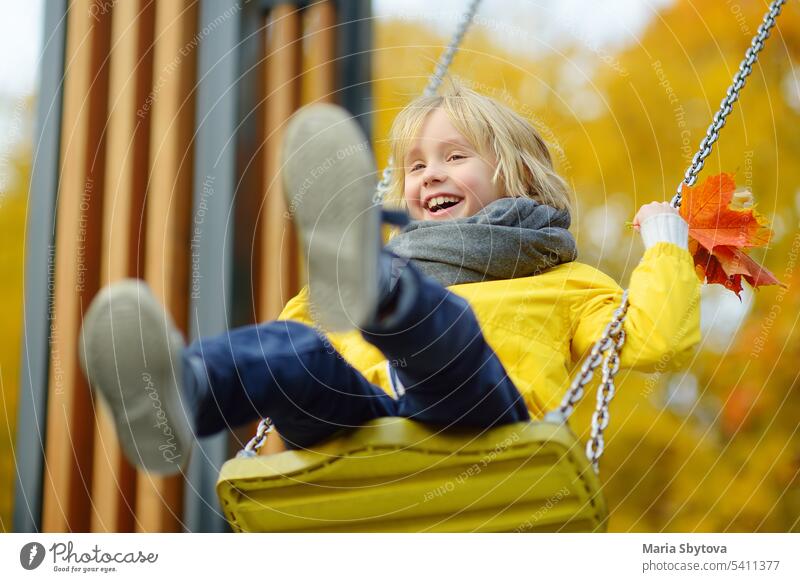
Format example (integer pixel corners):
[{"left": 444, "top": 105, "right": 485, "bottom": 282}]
[
  {"left": 569, "top": 242, "right": 701, "bottom": 373},
  {"left": 276, "top": 285, "right": 314, "bottom": 326},
  {"left": 276, "top": 286, "right": 379, "bottom": 366}
]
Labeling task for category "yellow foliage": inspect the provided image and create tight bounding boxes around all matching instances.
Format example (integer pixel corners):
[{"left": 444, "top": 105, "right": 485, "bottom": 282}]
[
  {"left": 0, "top": 122, "right": 30, "bottom": 532},
  {"left": 374, "top": 0, "right": 800, "bottom": 531}
]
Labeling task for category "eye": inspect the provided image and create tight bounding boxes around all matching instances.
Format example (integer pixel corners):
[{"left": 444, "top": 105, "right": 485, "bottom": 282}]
[
  {"left": 448, "top": 154, "right": 465, "bottom": 162},
  {"left": 408, "top": 162, "right": 425, "bottom": 172}
]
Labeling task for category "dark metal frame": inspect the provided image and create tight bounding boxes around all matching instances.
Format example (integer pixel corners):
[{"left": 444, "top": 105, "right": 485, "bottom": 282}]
[
  {"left": 336, "top": 0, "right": 373, "bottom": 137},
  {"left": 14, "top": 0, "right": 67, "bottom": 533},
  {"left": 182, "top": 0, "right": 243, "bottom": 533}
]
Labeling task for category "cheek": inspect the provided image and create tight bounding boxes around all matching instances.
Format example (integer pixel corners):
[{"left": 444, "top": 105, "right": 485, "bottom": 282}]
[
  {"left": 402, "top": 181, "right": 414, "bottom": 205},
  {"left": 458, "top": 166, "right": 495, "bottom": 202},
  {"left": 403, "top": 180, "right": 422, "bottom": 217}
]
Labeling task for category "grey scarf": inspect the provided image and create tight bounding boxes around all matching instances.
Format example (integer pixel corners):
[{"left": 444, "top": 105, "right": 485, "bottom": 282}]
[{"left": 385, "top": 197, "right": 577, "bottom": 286}]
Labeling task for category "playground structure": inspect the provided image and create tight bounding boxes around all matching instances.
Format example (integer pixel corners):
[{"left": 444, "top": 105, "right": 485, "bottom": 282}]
[{"left": 17, "top": 0, "right": 371, "bottom": 533}]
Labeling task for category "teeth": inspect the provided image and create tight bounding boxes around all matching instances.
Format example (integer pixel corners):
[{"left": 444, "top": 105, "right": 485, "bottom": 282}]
[{"left": 425, "top": 195, "right": 461, "bottom": 211}]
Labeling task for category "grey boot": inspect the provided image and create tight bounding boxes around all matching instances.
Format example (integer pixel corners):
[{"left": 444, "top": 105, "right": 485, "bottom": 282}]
[
  {"left": 282, "top": 103, "right": 382, "bottom": 332},
  {"left": 79, "top": 280, "right": 193, "bottom": 475}
]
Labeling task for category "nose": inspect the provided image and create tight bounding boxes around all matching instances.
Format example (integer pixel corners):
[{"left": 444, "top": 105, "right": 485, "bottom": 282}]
[{"left": 421, "top": 162, "right": 446, "bottom": 187}]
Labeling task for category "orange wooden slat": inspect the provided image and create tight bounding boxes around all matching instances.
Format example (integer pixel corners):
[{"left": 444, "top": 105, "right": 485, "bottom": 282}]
[
  {"left": 90, "top": 0, "right": 155, "bottom": 533},
  {"left": 259, "top": 4, "right": 301, "bottom": 322},
  {"left": 42, "top": 0, "right": 112, "bottom": 532},
  {"left": 135, "top": 0, "right": 199, "bottom": 532},
  {"left": 255, "top": 4, "right": 306, "bottom": 456},
  {"left": 303, "top": 0, "right": 336, "bottom": 104},
  {"left": 230, "top": 12, "right": 267, "bottom": 456}
]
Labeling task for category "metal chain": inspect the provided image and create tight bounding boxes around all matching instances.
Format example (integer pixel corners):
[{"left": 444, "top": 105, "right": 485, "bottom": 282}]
[
  {"left": 546, "top": 291, "right": 630, "bottom": 422},
  {"left": 237, "top": 417, "right": 274, "bottom": 458},
  {"left": 544, "top": 292, "right": 629, "bottom": 473},
  {"left": 373, "top": 0, "right": 483, "bottom": 204},
  {"left": 586, "top": 327, "right": 626, "bottom": 473},
  {"left": 671, "top": 0, "right": 786, "bottom": 208}
]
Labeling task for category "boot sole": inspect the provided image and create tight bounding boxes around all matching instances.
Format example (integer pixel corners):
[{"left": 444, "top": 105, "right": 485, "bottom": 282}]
[
  {"left": 79, "top": 280, "right": 192, "bottom": 475},
  {"left": 282, "top": 104, "right": 381, "bottom": 331}
]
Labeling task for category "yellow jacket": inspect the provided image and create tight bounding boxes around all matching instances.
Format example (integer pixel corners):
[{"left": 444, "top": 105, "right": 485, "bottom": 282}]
[{"left": 277, "top": 242, "right": 701, "bottom": 418}]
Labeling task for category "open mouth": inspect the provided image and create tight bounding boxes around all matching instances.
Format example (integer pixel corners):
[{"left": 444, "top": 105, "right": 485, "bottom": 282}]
[{"left": 424, "top": 195, "right": 464, "bottom": 217}]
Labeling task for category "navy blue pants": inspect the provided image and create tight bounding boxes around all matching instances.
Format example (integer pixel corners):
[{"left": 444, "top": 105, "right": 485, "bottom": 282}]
[{"left": 182, "top": 257, "right": 530, "bottom": 449}]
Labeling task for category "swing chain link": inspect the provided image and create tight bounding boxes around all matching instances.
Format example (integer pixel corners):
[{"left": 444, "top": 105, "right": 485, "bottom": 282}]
[
  {"left": 671, "top": 0, "right": 786, "bottom": 208},
  {"left": 586, "top": 328, "right": 626, "bottom": 473},
  {"left": 544, "top": 291, "right": 629, "bottom": 473},
  {"left": 238, "top": 417, "right": 274, "bottom": 458},
  {"left": 547, "top": 290, "right": 630, "bottom": 423},
  {"left": 373, "top": 0, "right": 483, "bottom": 204}
]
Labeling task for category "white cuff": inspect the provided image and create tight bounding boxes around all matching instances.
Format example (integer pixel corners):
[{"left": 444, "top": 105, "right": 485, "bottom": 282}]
[{"left": 639, "top": 213, "right": 689, "bottom": 250}]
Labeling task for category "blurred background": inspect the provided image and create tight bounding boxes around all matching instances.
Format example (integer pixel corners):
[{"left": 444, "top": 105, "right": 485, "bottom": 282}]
[
  {"left": 1, "top": 0, "right": 798, "bottom": 532},
  {"left": 1, "top": 0, "right": 45, "bottom": 530}
]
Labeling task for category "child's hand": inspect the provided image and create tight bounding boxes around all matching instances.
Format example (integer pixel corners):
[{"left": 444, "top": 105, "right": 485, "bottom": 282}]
[{"left": 632, "top": 201, "right": 679, "bottom": 232}]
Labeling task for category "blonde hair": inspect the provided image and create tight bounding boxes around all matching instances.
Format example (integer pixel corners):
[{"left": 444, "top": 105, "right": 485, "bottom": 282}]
[{"left": 385, "top": 80, "right": 573, "bottom": 215}]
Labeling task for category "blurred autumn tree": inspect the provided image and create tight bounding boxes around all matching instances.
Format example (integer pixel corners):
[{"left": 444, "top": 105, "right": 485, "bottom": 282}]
[
  {"left": 0, "top": 97, "right": 31, "bottom": 531},
  {"left": 374, "top": 0, "right": 799, "bottom": 531}
]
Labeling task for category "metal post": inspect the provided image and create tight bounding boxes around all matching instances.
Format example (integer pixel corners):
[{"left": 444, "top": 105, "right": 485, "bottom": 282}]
[
  {"left": 182, "top": 0, "right": 241, "bottom": 533},
  {"left": 336, "top": 0, "right": 373, "bottom": 137},
  {"left": 14, "top": 0, "right": 67, "bottom": 533}
]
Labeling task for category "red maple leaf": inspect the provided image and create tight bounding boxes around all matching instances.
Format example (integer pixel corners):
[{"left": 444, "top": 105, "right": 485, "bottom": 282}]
[{"left": 679, "top": 173, "right": 783, "bottom": 298}]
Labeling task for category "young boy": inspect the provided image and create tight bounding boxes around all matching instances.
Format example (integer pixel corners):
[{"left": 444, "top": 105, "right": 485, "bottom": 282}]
[{"left": 80, "top": 86, "right": 696, "bottom": 475}]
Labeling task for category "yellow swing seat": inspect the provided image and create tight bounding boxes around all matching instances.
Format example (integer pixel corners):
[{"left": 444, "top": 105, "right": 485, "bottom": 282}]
[{"left": 216, "top": 417, "right": 607, "bottom": 532}]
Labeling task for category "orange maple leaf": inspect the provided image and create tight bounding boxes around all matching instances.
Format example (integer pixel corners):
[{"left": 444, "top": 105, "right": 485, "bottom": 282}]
[
  {"left": 679, "top": 173, "right": 772, "bottom": 250},
  {"left": 679, "top": 173, "right": 783, "bottom": 297}
]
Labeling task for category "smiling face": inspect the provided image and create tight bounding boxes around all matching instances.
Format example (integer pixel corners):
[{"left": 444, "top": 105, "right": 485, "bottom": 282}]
[{"left": 402, "top": 108, "right": 504, "bottom": 221}]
